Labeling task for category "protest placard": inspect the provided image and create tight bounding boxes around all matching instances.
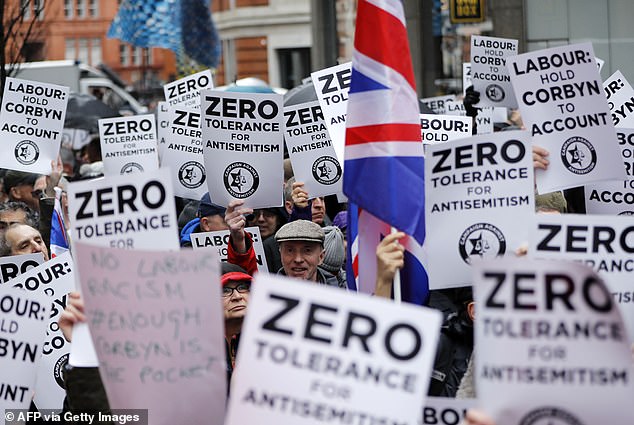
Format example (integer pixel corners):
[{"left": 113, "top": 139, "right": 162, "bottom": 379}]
[
  {"left": 284, "top": 101, "right": 343, "bottom": 198},
  {"left": 462, "top": 63, "right": 472, "bottom": 95},
  {"left": 8, "top": 252, "right": 76, "bottom": 410},
  {"left": 74, "top": 242, "right": 226, "bottom": 425},
  {"left": 420, "top": 114, "right": 472, "bottom": 144},
  {"left": 471, "top": 35, "right": 518, "bottom": 108},
  {"left": 163, "top": 69, "right": 213, "bottom": 109},
  {"left": 0, "top": 286, "right": 48, "bottom": 419},
  {"left": 585, "top": 128, "right": 634, "bottom": 214},
  {"left": 474, "top": 257, "right": 634, "bottom": 425},
  {"left": 201, "top": 90, "right": 284, "bottom": 208},
  {"left": 156, "top": 101, "right": 170, "bottom": 163},
  {"left": 596, "top": 57, "right": 605, "bottom": 72},
  {"left": 161, "top": 106, "right": 207, "bottom": 200},
  {"left": 425, "top": 131, "right": 534, "bottom": 289},
  {"left": 530, "top": 213, "right": 634, "bottom": 342},
  {"left": 225, "top": 273, "right": 441, "bottom": 425},
  {"left": 445, "top": 100, "right": 493, "bottom": 135},
  {"left": 603, "top": 70, "right": 634, "bottom": 128},
  {"left": 99, "top": 114, "right": 159, "bottom": 176},
  {"left": 191, "top": 226, "right": 267, "bottom": 271},
  {"left": 311, "top": 62, "right": 351, "bottom": 165},
  {"left": 67, "top": 168, "right": 179, "bottom": 250},
  {"left": 0, "top": 77, "right": 69, "bottom": 174},
  {"left": 420, "top": 95, "right": 456, "bottom": 114},
  {"left": 507, "top": 42, "right": 626, "bottom": 193},
  {"left": 0, "top": 253, "right": 44, "bottom": 285},
  {"left": 421, "top": 398, "right": 476, "bottom": 425}
]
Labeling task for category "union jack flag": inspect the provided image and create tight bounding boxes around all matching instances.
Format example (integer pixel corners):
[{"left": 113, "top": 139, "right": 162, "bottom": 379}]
[
  {"left": 50, "top": 187, "right": 70, "bottom": 258},
  {"left": 344, "top": 0, "right": 428, "bottom": 304},
  {"left": 344, "top": 0, "right": 426, "bottom": 244}
]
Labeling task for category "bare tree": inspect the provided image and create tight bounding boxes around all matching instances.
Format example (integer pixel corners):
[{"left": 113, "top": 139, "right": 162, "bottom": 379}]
[{"left": 1, "top": 0, "right": 46, "bottom": 97}]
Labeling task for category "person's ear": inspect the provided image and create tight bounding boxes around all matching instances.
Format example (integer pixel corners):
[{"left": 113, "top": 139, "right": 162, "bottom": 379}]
[
  {"left": 318, "top": 246, "right": 325, "bottom": 265},
  {"left": 467, "top": 301, "right": 475, "bottom": 321},
  {"left": 199, "top": 216, "right": 209, "bottom": 232}
]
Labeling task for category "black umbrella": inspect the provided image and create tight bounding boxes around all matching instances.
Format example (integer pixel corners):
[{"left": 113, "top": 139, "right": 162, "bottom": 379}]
[{"left": 64, "top": 92, "right": 120, "bottom": 134}]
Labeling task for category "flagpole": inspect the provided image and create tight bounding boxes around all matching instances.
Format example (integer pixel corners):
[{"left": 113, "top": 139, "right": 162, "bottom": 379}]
[{"left": 391, "top": 226, "right": 402, "bottom": 304}]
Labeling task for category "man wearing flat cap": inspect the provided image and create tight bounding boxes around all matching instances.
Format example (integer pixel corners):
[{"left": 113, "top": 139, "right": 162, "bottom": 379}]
[{"left": 274, "top": 219, "right": 344, "bottom": 288}]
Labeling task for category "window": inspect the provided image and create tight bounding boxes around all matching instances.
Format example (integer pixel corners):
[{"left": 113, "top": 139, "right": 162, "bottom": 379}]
[
  {"left": 90, "top": 38, "right": 102, "bottom": 65},
  {"left": 278, "top": 48, "right": 311, "bottom": 89},
  {"left": 76, "top": 0, "right": 87, "bottom": 18},
  {"left": 119, "top": 44, "right": 129, "bottom": 66},
  {"left": 64, "top": 0, "right": 74, "bottom": 18},
  {"left": 144, "top": 48, "right": 153, "bottom": 66},
  {"left": 34, "top": 0, "right": 44, "bottom": 20},
  {"left": 65, "top": 39, "right": 76, "bottom": 60},
  {"left": 78, "top": 38, "right": 89, "bottom": 64},
  {"left": 89, "top": 0, "right": 98, "bottom": 18},
  {"left": 131, "top": 46, "right": 141, "bottom": 66},
  {"left": 21, "top": 0, "right": 31, "bottom": 20}
]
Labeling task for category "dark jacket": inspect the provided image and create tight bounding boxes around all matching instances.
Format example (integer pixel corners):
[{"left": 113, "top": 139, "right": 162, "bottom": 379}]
[{"left": 179, "top": 217, "right": 201, "bottom": 247}]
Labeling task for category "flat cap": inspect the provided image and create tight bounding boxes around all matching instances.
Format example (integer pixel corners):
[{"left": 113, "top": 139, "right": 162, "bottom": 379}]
[{"left": 275, "top": 220, "right": 324, "bottom": 244}]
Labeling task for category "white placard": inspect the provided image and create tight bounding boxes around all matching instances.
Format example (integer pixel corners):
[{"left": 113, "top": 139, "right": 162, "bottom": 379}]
[
  {"left": 421, "top": 397, "right": 476, "bottom": 425},
  {"left": 0, "top": 286, "right": 48, "bottom": 420},
  {"left": 471, "top": 35, "right": 518, "bottom": 108},
  {"left": 201, "top": 90, "right": 284, "bottom": 208},
  {"left": 161, "top": 106, "right": 207, "bottom": 200},
  {"left": 191, "top": 226, "right": 267, "bottom": 271},
  {"left": 75, "top": 242, "right": 226, "bottom": 425},
  {"left": 163, "top": 69, "right": 213, "bottom": 109},
  {"left": 99, "top": 114, "right": 159, "bottom": 176},
  {"left": 584, "top": 128, "right": 634, "bottom": 214},
  {"left": 420, "top": 95, "right": 456, "bottom": 114},
  {"left": 0, "top": 77, "right": 69, "bottom": 174},
  {"left": 530, "top": 213, "right": 634, "bottom": 342},
  {"left": 0, "top": 253, "right": 44, "bottom": 285},
  {"left": 156, "top": 101, "right": 170, "bottom": 163},
  {"left": 507, "top": 42, "right": 626, "bottom": 193},
  {"left": 225, "top": 273, "right": 442, "bottom": 425},
  {"left": 284, "top": 101, "right": 343, "bottom": 197},
  {"left": 474, "top": 257, "right": 634, "bottom": 425},
  {"left": 311, "top": 62, "right": 352, "bottom": 165},
  {"left": 9, "top": 252, "right": 76, "bottom": 410},
  {"left": 462, "top": 63, "right": 472, "bottom": 95},
  {"left": 420, "top": 114, "right": 472, "bottom": 144},
  {"left": 596, "top": 57, "right": 605, "bottom": 72},
  {"left": 445, "top": 100, "right": 493, "bottom": 135},
  {"left": 603, "top": 70, "right": 634, "bottom": 128},
  {"left": 425, "top": 131, "right": 534, "bottom": 289},
  {"left": 67, "top": 167, "right": 179, "bottom": 250}
]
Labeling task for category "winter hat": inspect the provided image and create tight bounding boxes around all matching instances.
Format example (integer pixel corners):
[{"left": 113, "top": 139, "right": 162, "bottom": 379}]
[
  {"left": 321, "top": 226, "right": 345, "bottom": 274},
  {"left": 220, "top": 262, "right": 252, "bottom": 286},
  {"left": 332, "top": 211, "right": 347, "bottom": 231},
  {"left": 275, "top": 219, "right": 324, "bottom": 244},
  {"left": 198, "top": 192, "right": 226, "bottom": 218}
]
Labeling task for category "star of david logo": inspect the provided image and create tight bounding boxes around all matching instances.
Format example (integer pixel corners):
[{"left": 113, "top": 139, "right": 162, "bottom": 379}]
[
  {"left": 183, "top": 166, "right": 195, "bottom": 183},
  {"left": 318, "top": 163, "right": 331, "bottom": 178},
  {"left": 19, "top": 146, "right": 30, "bottom": 159},
  {"left": 231, "top": 170, "right": 245, "bottom": 190},
  {"left": 567, "top": 144, "right": 585, "bottom": 166},
  {"left": 469, "top": 232, "right": 490, "bottom": 256}
]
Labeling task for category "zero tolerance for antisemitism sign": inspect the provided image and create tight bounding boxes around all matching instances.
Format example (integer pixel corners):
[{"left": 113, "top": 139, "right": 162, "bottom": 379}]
[
  {"left": 425, "top": 131, "right": 534, "bottom": 289},
  {"left": 507, "top": 42, "right": 626, "bottom": 193},
  {"left": 225, "top": 273, "right": 441, "bottom": 425},
  {"left": 474, "top": 258, "right": 634, "bottom": 425},
  {"left": 163, "top": 69, "right": 213, "bottom": 109},
  {"left": 584, "top": 128, "right": 634, "bottom": 215},
  {"left": 161, "top": 106, "right": 208, "bottom": 200},
  {"left": 529, "top": 213, "right": 634, "bottom": 342},
  {"left": 99, "top": 114, "right": 159, "bottom": 176},
  {"left": 284, "top": 101, "right": 343, "bottom": 198},
  {"left": 201, "top": 90, "right": 284, "bottom": 208},
  {"left": 67, "top": 167, "right": 179, "bottom": 250},
  {"left": 0, "top": 77, "right": 69, "bottom": 174},
  {"left": 74, "top": 243, "right": 226, "bottom": 425},
  {"left": 470, "top": 35, "right": 518, "bottom": 108}
]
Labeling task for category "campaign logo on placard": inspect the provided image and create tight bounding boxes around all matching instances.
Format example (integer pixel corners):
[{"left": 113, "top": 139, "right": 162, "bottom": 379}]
[
  {"left": 14, "top": 140, "right": 40, "bottom": 165},
  {"left": 560, "top": 136, "right": 597, "bottom": 175},
  {"left": 223, "top": 162, "right": 259, "bottom": 199},
  {"left": 179, "top": 161, "right": 206, "bottom": 189},
  {"left": 485, "top": 84, "right": 505, "bottom": 102},
  {"left": 311, "top": 155, "right": 341, "bottom": 185},
  {"left": 53, "top": 353, "right": 69, "bottom": 388},
  {"left": 121, "top": 162, "right": 144, "bottom": 174},
  {"left": 519, "top": 407, "right": 584, "bottom": 425},
  {"left": 618, "top": 211, "right": 634, "bottom": 216},
  {"left": 458, "top": 223, "right": 506, "bottom": 264}
]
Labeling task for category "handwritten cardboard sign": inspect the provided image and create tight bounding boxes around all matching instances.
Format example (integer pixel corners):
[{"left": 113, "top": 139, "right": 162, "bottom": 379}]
[
  {"left": 225, "top": 273, "right": 441, "bottom": 425},
  {"left": 75, "top": 242, "right": 226, "bottom": 425}
]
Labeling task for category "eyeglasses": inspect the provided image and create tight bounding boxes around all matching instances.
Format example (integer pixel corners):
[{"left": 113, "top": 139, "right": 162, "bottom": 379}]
[
  {"left": 0, "top": 221, "right": 21, "bottom": 230},
  {"left": 222, "top": 282, "right": 251, "bottom": 297}
]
